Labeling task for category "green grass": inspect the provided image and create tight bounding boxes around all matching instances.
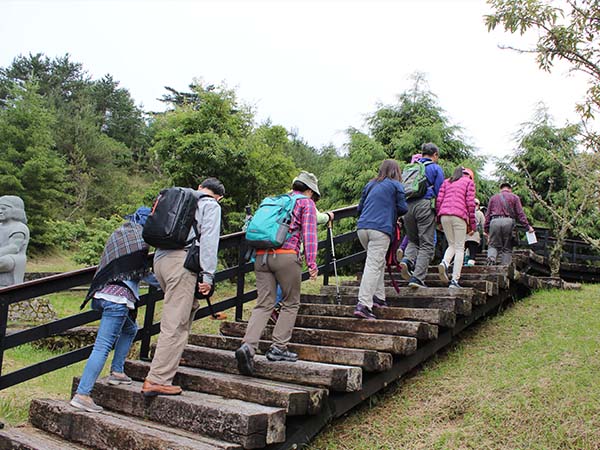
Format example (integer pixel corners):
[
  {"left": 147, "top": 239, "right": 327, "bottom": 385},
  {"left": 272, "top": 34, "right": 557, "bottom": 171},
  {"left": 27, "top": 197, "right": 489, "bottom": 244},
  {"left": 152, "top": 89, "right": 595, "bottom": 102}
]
[{"left": 310, "top": 285, "right": 600, "bottom": 449}]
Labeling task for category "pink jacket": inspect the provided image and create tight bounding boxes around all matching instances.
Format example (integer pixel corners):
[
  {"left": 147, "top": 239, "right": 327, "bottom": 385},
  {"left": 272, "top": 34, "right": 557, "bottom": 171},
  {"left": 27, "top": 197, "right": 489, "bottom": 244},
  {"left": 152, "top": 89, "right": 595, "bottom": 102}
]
[{"left": 436, "top": 175, "right": 476, "bottom": 231}]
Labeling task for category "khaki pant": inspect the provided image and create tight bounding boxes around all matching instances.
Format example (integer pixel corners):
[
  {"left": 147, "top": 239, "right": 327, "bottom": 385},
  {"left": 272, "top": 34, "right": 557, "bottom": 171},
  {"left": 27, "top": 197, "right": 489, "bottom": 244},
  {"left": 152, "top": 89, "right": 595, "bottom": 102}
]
[
  {"left": 243, "top": 252, "right": 302, "bottom": 354},
  {"left": 357, "top": 229, "right": 390, "bottom": 309},
  {"left": 146, "top": 250, "right": 199, "bottom": 385},
  {"left": 404, "top": 198, "right": 436, "bottom": 282},
  {"left": 441, "top": 215, "right": 467, "bottom": 281}
]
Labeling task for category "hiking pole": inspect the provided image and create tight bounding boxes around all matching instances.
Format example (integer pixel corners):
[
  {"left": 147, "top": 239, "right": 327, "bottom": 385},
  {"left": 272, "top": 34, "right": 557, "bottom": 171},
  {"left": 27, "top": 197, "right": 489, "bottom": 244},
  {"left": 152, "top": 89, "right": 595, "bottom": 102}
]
[
  {"left": 195, "top": 275, "right": 227, "bottom": 321},
  {"left": 328, "top": 218, "right": 342, "bottom": 305}
]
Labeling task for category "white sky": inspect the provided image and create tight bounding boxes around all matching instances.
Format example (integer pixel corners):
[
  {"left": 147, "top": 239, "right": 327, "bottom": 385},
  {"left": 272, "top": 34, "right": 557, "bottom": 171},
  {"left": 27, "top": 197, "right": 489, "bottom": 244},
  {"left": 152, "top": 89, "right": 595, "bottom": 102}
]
[{"left": 1, "top": 0, "right": 591, "bottom": 171}]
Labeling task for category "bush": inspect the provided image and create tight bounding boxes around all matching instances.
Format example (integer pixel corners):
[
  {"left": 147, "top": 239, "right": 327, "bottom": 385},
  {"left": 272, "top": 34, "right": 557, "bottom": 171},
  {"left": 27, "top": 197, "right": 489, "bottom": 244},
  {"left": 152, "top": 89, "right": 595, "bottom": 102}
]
[{"left": 73, "top": 215, "right": 124, "bottom": 266}]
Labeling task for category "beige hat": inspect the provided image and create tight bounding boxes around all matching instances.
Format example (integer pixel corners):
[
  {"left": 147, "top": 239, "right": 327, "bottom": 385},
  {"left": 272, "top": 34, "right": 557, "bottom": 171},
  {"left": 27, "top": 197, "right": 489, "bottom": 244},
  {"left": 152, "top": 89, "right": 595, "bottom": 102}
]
[{"left": 293, "top": 171, "right": 321, "bottom": 197}]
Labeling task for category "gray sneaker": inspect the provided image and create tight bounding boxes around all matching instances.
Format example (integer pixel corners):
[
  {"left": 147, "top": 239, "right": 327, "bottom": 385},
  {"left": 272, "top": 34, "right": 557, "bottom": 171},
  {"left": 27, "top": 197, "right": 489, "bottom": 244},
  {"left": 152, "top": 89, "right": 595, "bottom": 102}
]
[
  {"left": 108, "top": 372, "right": 132, "bottom": 385},
  {"left": 266, "top": 346, "right": 298, "bottom": 362},
  {"left": 70, "top": 394, "right": 103, "bottom": 413},
  {"left": 438, "top": 261, "right": 449, "bottom": 283}
]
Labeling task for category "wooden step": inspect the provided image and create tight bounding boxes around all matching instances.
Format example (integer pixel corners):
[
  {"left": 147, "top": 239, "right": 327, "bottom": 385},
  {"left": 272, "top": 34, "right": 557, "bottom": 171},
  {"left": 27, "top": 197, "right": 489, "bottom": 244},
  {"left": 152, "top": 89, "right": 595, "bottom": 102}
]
[
  {"left": 220, "top": 321, "right": 417, "bottom": 355},
  {"left": 378, "top": 272, "right": 510, "bottom": 289},
  {"left": 344, "top": 278, "right": 496, "bottom": 295},
  {"left": 426, "top": 264, "right": 513, "bottom": 277},
  {"left": 71, "top": 378, "right": 285, "bottom": 448},
  {"left": 29, "top": 398, "right": 242, "bottom": 449},
  {"left": 188, "top": 334, "right": 392, "bottom": 372},
  {"left": 0, "top": 425, "right": 89, "bottom": 450},
  {"left": 293, "top": 315, "right": 438, "bottom": 340},
  {"left": 180, "top": 345, "right": 362, "bottom": 392},
  {"left": 301, "top": 294, "right": 472, "bottom": 316},
  {"left": 320, "top": 285, "right": 484, "bottom": 304},
  {"left": 298, "top": 303, "right": 456, "bottom": 328},
  {"left": 124, "top": 359, "right": 326, "bottom": 416}
]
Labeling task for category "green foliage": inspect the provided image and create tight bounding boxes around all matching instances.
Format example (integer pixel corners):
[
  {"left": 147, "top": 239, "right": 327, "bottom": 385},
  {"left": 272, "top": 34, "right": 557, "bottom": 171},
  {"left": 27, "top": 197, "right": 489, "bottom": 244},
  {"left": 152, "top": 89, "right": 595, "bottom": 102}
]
[
  {"left": 367, "top": 73, "right": 476, "bottom": 164},
  {"left": 42, "top": 219, "right": 88, "bottom": 250},
  {"left": 73, "top": 215, "right": 124, "bottom": 266}
]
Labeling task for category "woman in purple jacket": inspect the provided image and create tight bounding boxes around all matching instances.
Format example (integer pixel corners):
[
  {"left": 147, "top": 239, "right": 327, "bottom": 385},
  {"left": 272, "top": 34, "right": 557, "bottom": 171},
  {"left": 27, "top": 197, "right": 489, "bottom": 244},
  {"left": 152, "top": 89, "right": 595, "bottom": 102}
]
[{"left": 436, "top": 167, "right": 476, "bottom": 288}]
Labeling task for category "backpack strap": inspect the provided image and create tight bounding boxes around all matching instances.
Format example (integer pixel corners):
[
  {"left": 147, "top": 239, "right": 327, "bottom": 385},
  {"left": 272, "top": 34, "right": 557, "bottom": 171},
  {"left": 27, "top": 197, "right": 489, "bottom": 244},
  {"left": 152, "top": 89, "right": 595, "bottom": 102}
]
[{"left": 186, "top": 193, "right": 215, "bottom": 246}]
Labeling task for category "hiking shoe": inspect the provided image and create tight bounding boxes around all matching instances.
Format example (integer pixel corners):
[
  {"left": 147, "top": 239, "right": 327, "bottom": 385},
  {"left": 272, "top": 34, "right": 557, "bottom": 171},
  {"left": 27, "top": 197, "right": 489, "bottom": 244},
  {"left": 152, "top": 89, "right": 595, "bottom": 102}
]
[
  {"left": 268, "top": 306, "right": 280, "bottom": 326},
  {"left": 449, "top": 280, "right": 462, "bottom": 289},
  {"left": 266, "top": 346, "right": 298, "bottom": 362},
  {"left": 485, "top": 257, "right": 496, "bottom": 266},
  {"left": 467, "top": 259, "right": 476, "bottom": 267},
  {"left": 353, "top": 303, "right": 377, "bottom": 320},
  {"left": 141, "top": 379, "right": 182, "bottom": 397},
  {"left": 408, "top": 276, "right": 427, "bottom": 288},
  {"left": 108, "top": 372, "right": 132, "bottom": 386},
  {"left": 372, "top": 296, "right": 388, "bottom": 308},
  {"left": 235, "top": 343, "right": 255, "bottom": 375},
  {"left": 399, "top": 259, "right": 413, "bottom": 281},
  {"left": 70, "top": 394, "right": 103, "bottom": 413},
  {"left": 438, "top": 261, "right": 449, "bottom": 283}
]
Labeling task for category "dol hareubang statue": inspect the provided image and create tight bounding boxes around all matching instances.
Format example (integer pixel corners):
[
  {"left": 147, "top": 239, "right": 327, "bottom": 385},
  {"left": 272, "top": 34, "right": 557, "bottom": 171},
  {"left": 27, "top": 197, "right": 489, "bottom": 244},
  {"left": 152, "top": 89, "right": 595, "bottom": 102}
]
[{"left": 0, "top": 196, "right": 30, "bottom": 288}]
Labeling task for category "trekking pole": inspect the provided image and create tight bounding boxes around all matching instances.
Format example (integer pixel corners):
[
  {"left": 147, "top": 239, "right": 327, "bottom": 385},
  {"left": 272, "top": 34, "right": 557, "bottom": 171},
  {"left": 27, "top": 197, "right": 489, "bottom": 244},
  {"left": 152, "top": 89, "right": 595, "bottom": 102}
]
[
  {"left": 328, "top": 218, "right": 342, "bottom": 305},
  {"left": 194, "top": 275, "right": 227, "bottom": 320}
]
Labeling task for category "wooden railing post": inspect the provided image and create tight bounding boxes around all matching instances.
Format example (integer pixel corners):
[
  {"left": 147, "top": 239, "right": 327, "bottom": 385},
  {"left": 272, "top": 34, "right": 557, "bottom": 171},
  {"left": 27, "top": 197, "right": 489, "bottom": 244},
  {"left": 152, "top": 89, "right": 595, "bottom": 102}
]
[
  {"left": 0, "top": 300, "right": 7, "bottom": 377},
  {"left": 139, "top": 286, "right": 157, "bottom": 361},
  {"left": 236, "top": 236, "right": 246, "bottom": 322},
  {"left": 323, "top": 227, "right": 332, "bottom": 286}
]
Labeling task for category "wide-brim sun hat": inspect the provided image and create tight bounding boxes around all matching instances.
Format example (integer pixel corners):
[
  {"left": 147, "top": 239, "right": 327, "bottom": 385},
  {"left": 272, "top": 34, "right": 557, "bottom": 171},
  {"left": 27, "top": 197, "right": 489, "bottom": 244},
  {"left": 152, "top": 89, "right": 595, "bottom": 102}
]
[{"left": 293, "top": 171, "right": 321, "bottom": 197}]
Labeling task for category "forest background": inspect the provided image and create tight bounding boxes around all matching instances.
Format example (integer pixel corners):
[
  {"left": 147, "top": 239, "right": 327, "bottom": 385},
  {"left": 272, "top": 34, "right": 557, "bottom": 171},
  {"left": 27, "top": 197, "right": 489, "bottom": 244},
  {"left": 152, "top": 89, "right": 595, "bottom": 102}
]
[{"left": 1, "top": 0, "right": 600, "bottom": 270}]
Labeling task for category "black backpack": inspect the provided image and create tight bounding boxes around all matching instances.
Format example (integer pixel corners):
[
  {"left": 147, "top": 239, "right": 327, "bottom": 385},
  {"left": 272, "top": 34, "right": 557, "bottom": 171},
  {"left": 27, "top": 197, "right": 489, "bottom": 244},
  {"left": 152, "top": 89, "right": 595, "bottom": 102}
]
[{"left": 142, "top": 187, "right": 209, "bottom": 249}]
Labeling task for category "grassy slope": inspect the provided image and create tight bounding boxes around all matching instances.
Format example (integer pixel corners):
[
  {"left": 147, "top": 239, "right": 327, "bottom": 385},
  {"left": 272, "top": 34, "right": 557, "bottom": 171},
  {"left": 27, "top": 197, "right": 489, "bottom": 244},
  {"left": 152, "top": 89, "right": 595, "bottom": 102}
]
[{"left": 311, "top": 285, "right": 600, "bottom": 449}]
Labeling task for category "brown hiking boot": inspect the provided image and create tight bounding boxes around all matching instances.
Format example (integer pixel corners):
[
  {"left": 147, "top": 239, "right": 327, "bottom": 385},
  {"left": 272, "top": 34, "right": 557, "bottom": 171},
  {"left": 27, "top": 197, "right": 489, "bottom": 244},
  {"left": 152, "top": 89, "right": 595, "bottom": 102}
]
[{"left": 141, "top": 379, "right": 182, "bottom": 397}]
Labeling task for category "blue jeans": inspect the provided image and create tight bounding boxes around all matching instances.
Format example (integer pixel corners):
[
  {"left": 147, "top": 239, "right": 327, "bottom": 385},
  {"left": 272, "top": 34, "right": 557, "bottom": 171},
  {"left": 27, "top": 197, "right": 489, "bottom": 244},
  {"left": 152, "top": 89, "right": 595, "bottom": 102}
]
[{"left": 76, "top": 298, "right": 138, "bottom": 395}]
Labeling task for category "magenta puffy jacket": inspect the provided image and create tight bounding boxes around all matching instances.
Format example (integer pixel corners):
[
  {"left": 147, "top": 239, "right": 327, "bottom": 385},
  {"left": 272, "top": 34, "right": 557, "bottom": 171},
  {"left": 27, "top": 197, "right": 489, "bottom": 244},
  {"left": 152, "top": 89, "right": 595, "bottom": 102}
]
[{"left": 436, "top": 175, "right": 476, "bottom": 231}]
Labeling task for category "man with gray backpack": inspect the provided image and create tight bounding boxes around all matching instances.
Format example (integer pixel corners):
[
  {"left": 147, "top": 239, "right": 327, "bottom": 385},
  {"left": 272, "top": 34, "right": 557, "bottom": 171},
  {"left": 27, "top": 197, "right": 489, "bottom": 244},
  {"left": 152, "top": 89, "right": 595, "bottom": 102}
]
[
  {"left": 399, "top": 143, "right": 445, "bottom": 288},
  {"left": 235, "top": 171, "right": 320, "bottom": 376}
]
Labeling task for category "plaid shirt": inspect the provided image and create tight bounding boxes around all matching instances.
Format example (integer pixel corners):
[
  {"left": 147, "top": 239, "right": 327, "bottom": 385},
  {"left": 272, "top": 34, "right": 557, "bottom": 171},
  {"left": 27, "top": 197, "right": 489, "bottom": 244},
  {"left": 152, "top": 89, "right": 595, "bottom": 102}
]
[{"left": 281, "top": 192, "right": 318, "bottom": 271}]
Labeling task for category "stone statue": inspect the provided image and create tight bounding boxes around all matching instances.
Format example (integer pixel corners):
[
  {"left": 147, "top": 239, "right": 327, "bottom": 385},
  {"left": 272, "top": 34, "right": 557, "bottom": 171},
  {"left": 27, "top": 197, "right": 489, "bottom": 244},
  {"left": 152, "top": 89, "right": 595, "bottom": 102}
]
[{"left": 0, "top": 196, "right": 30, "bottom": 288}]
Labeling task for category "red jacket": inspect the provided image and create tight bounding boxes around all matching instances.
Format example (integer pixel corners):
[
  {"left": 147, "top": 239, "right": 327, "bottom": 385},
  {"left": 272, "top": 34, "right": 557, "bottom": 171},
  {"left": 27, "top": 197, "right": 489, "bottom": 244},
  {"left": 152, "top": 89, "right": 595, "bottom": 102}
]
[{"left": 436, "top": 175, "right": 477, "bottom": 231}]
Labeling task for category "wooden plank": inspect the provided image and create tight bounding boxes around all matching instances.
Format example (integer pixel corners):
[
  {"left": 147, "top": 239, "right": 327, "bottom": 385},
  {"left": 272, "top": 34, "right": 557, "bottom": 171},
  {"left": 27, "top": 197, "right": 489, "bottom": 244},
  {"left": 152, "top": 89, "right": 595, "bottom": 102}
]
[
  {"left": 293, "top": 315, "right": 438, "bottom": 340},
  {"left": 180, "top": 345, "right": 363, "bottom": 392},
  {"left": 345, "top": 278, "right": 492, "bottom": 292},
  {"left": 29, "top": 398, "right": 243, "bottom": 450},
  {"left": 188, "top": 334, "right": 392, "bottom": 372},
  {"left": 123, "top": 359, "right": 326, "bottom": 416},
  {"left": 301, "top": 294, "right": 472, "bottom": 316},
  {"left": 426, "top": 264, "right": 511, "bottom": 276},
  {"left": 0, "top": 426, "right": 89, "bottom": 450},
  {"left": 298, "top": 303, "right": 456, "bottom": 328},
  {"left": 320, "top": 285, "right": 476, "bottom": 302},
  {"left": 70, "top": 378, "right": 284, "bottom": 448},
  {"left": 220, "top": 321, "right": 417, "bottom": 355}
]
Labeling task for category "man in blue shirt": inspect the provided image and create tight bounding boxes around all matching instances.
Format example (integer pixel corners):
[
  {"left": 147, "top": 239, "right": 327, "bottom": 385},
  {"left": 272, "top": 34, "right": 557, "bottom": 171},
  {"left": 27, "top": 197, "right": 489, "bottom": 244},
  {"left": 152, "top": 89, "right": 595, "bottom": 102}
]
[{"left": 399, "top": 143, "right": 445, "bottom": 288}]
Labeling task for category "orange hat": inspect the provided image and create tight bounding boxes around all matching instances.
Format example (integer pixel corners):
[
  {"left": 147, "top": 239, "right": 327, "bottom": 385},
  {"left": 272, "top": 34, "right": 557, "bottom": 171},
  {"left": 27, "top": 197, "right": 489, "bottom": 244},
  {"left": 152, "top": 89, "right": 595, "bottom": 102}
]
[{"left": 462, "top": 167, "right": 474, "bottom": 180}]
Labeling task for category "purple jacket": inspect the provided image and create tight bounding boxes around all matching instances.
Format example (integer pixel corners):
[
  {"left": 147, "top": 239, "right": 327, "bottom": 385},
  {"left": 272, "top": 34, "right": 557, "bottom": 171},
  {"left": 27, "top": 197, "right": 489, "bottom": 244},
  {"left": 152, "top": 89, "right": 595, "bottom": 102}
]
[
  {"left": 436, "top": 175, "right": 476, "bottom": 231},
  {"left": 484, "top": 190, "right": 530, "bottom": 232}
]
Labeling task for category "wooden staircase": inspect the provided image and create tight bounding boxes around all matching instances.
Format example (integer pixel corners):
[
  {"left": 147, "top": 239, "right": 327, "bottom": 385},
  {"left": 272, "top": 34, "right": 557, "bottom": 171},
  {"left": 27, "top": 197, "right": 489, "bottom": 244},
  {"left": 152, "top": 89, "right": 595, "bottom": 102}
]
[{"left": 0, "top": 258, "right": 527, "bottom": 450}]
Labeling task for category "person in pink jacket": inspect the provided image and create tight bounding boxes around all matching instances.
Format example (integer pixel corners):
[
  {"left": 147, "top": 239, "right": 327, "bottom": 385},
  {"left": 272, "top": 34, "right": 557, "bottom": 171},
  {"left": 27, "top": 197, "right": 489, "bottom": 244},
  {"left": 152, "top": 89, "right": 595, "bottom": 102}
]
[{"left": 436, "top": 167, "right": 476, "bottom": 288}]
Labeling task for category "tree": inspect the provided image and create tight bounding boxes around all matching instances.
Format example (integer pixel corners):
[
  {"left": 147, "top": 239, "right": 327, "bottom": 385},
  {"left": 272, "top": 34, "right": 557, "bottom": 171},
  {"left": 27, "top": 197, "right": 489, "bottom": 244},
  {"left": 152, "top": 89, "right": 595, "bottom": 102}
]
[
  {"left": 0, "top": 83, "right": 70, "bottom": 248},
  {"left": 496, "top": 106, "right": 600, "bottom": 275},
  {"left": 486, "top": 0, "right": 600, "bottom": 255},
  {"left": 367, "top": 73, "right": 476, "bottom": 164}
]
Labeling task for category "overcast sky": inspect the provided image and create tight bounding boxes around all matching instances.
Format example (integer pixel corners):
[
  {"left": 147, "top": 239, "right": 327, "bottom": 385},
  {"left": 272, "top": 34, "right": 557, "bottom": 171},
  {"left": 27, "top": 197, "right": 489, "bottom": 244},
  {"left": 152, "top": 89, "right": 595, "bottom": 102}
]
[{"left": 1, "top": 0, "right": 590, "bottom": 173}]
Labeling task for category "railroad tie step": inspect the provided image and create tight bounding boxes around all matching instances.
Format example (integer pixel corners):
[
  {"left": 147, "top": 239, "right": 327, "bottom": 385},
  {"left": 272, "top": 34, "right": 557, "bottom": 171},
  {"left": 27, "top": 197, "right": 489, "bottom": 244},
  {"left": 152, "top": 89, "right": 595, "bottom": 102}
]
[
  {"left": 123, "top": 359, "right": 326, "bottom": 416},
  {"left": 297, "top": 303, "right": 456, "bottom": 328},
  {"left": 220, "top": 321, "right": 417, "bottom": 356},
  {"left": 187, "top": 333, "right": 393, "bottom": 372},
  {"left": 70, "top": 378, "right": 285, "bottom": 449},
  {"left": 300, "top": 293, "right": 472, "bottom": 316},
  {"left": 28, "top": 398, "right": 243, "bottom": 449},
  {"left": 321, "top": 284, "right": 478, "bottom": 302},
  {"left": 345, "top": 278, "right": 497, "bottom": 296},
  {"left": 178, "top": 344, "right": 363, "bottom": 392},
  {"left": 293, "top": 315, "right": 438, "bottom": 340},
  {"left": 0, "top": 425, "right": 89, "bottom": 450}
]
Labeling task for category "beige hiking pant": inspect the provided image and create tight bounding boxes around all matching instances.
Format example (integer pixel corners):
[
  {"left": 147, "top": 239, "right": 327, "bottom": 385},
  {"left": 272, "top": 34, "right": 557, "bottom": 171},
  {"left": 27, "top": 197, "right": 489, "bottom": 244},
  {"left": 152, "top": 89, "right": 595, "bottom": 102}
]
[
  {"left": 441, "top": 215, "right": 467, "bottom": 281},
  {"left": 357, "top": 229, "right": 390, "bottom": 309},
  {"left": 146, "top": 250, "right": 199, "bottom": 385},
  {"left": 243, "top": 252, "right": 302, "bottom": 354}
]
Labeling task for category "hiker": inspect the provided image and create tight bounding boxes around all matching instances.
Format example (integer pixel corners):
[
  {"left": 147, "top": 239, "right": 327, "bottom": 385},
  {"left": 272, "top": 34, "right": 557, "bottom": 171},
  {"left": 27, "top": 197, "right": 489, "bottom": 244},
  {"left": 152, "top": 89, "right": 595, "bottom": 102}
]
[
  {"left": 353, "top": 159, "right": 408, "bottom": 319},
  {"left": 397, "top": 153, "right": 421, "bottom": 259},
  {"left": 436, "top": 166, "right": 477, "bottom": 288},
  {"left": 71, "top": 207, "right": 159, "bottom": 413},
  {"left": 484, "top": 182, "right": 534, "bottom": 265},
  {"left": 464, "top": 198, "right": 486, "bottom": 265},
  {"left": 141, "top": 178, "right": 224, "bottom": 397},
  {"left": 235, "top": 171, "right": 320, "bottom": 375},
  {"left": 0, "top": 195, "right": 29, "bottom": 288},
  {"left": 399, "top": 143, "right": 445, "bottom": 288},
  {"left": 270, "top": 208, "right": 333, "bottom": 325}
]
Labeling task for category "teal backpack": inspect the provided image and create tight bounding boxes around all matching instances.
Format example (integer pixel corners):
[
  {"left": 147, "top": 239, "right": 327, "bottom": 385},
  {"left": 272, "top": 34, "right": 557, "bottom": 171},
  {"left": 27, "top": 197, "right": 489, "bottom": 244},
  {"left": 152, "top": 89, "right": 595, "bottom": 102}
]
[
  {"left": 245, "top": 193, "right": 306, "bottom": 249},
  {"left": 401, "top": 160, "right": 433, "bottom": 199}
]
